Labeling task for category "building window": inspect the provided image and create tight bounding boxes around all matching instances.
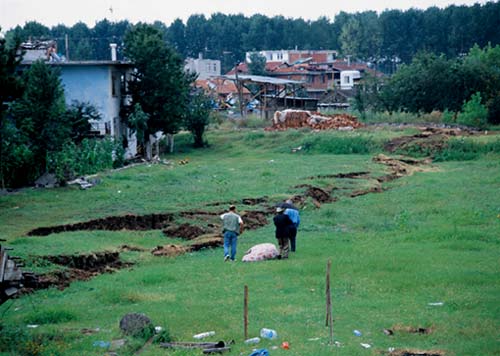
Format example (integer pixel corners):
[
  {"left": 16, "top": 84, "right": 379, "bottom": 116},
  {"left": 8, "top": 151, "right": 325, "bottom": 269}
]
[{"left": 111, "top": 74, "right": 118, "bottom": 97}]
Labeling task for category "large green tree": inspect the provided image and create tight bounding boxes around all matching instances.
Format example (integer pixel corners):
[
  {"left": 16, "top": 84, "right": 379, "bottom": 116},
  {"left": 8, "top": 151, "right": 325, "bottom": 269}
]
[
  {"left": 124, "top": 24, "right": 194, "bottom": 156},
  {"left": 10, "top": 61, "right": 68, "bottom": 182},
  {"left": 0, "top": 29, "right": 25, "bottom": 188}
]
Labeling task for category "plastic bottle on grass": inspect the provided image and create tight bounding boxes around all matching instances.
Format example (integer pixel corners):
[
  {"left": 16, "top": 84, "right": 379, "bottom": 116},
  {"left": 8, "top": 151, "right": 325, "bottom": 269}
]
[
  {"left": 245, "top": 337, "right": 261, "bottom": 344},
  {"left": 260, "top": 328, "right": 278, "bottom": 339},
  {"left": 193, "top": 331, "right": 215, "bottom": 339}
]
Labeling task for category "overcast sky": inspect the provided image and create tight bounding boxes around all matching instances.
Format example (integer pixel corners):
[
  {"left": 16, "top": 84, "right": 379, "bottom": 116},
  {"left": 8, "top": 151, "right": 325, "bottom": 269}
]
[{"left": 1, "top": 0, "right": 488, "bottom": 31}]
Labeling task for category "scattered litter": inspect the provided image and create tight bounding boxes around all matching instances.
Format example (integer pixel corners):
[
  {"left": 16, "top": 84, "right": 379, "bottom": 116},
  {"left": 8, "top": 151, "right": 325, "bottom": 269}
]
[
  {"left": 334, "top": 341, "right": 342, "bottom": 347},
  {"left": 110, "top": 339, "right": 127, "bottom": 349},
  {"left": 193, "top": 331, "right": 215, "bottom": 339},
  {"left": 93, "top": 340, "right": 110, "bottom": 348},
  {"left": 268, "top": 159, "right": 275, "bottom": 163},
  {"left": 353, "top": 329, "right": 362, "bottom": 336},
  {"left": 428, "top": 302, "right": 444, "bottom": 306},
  {"left": 248, "top": 349, "right": 269, "bottom": 356},
  {"left": 27, "top": 324, "right": 39, "bottom": 328},
  {"left": 291, "top": 146, "right": 302, "bottom": 153},
  {"left": 117, "top": 190, "right": 121, "bottom": 194},
  {"left": 360, "top": 343, "right": 371, "bottom": 349},
  {"left": 388, "top": 347, "right": 396, "bottom": 352},
  {"left": 244, "top": 337, "right": 260, "bottom": 344},
  {"left": 260, "top": 328, "right": 278, "bottom": 339},
  {"left": 155, "top": 326, "right": 163, "bottom": 333},
  {"left": 281, "top": 341, "right": 290, "bottom": 350},
  {"left": 308, "top": 337, "right": 320, "bottom": 341},
  {"left": 161, "top": 340, "right": 229, "bottom": 354},
  {"left": 68, "top": 177, "right": 94, "bottom": 189},
  {"left": 383, "top": 328, "right": 394, "bottom": 335}
]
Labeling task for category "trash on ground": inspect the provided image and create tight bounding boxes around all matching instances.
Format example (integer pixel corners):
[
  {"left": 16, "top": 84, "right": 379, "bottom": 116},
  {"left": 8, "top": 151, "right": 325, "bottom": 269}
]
[
  {"left": 428, "top": 302, "right": 444, "bottom": 306},
  {"left": 248, "top": 349, "right": 269, "bottom": 356},
  {"left": 281, "top": 341, "right": 290, "bottom": 350},
  {"left": 110, "top": 339, "right": 127, "bottom": 349},
  {"left": 193, "top": 331, "right": 216, "bottom": 339},
  {"left": 260, "top": 328, "right": 278, "bottom": 339},
  {"left": 383, "top": 328, "right": 394, "bottom": 335},
  {"left": 161, "top": 340, "right": 226, "bottom": 350},
  {"left": 68, "top": 177, "right": 94, "bottom": 189},
  {"left": 360, "top": 343, "right": 371, "bottom": 349},
  {"left": 93, "top": 340, "right": 110, "bottom": 348},
  {"left": 155, "top": 326, "right": 163, "bottom": 333},
  {"left": 353, "top": 329, "right": 362, "bottom": 336},
  {"left": 202, "top": 346, "right": 231, "bottom": 354},
  {"left": 308, "top": 337, "right": 320, "bottom": 341},
  {"left": 244, "top": 337, "right": 260, "bottom": 344},
  {"left": 27, "top": 324, "right": 39, "bottom": 328}
]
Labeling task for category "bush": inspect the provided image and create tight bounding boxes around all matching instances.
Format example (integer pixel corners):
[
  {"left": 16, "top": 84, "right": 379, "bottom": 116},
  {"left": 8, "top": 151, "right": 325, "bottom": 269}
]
[
  {"left": 457, "top": 92, "right": 489, "bottom": 129},
  {"left": 47, "top": 138, "right": 124, "bottom": 182}
]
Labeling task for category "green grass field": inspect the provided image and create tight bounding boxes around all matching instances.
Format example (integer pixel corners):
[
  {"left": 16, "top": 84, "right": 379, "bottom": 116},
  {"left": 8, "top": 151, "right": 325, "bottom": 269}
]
[{"left": 0, "top": 125, "right": 499, "bottom": 355}]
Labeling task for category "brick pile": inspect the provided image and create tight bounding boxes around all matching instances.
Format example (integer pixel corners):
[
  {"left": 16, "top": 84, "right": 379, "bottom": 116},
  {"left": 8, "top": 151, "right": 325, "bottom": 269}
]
[{"left": 267, "top": 109, "right": 362, "bottom": 131}]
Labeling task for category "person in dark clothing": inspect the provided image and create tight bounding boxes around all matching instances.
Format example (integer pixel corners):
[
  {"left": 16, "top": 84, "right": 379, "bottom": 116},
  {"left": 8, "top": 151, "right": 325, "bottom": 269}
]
[{"left": 273, "top": 207, "right": 294, "bottom": 259}]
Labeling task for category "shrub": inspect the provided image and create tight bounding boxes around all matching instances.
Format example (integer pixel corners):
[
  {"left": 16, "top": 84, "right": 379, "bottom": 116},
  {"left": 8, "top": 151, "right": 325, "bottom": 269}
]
[
  {"left": 24, "top": 309, "right": 76, "bottom": 325},
  {"left": 433, "top": 137, "right": 500, "bottom": 161},
  {"left": 457, "top": 92, "right": 489, "bottom": 129},
  {"left": 47, "top": 138, "right": 124, "bottom": 182}
]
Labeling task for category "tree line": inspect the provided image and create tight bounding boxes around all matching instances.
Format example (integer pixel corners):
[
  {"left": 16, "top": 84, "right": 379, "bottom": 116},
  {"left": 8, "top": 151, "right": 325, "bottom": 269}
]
[{"left": 5, "top": 2, "right": 500, "bottom": 72}]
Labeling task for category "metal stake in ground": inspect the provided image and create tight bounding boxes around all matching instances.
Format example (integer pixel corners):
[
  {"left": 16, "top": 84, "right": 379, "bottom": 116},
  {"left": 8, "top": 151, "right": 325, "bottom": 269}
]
[
  {"left": 325, "top": 259, "right": 334, "bottom": 344},
  {"left": 244, "top": 285, "right": 249, "bottom": 340}
]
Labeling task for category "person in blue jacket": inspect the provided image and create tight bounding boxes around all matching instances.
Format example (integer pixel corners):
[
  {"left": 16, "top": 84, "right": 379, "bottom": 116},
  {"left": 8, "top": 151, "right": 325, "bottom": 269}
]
[{"left": 283, "top": 199, "right": 300, "bottom": 252}]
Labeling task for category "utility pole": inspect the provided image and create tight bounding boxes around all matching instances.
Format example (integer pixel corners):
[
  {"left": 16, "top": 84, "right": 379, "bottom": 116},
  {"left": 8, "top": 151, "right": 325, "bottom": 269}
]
[
  {"left": 65, "top": 34, "right": 69, "bottom": 60},
  {"left": 234, "top": 62, "right": 245, "bottom": 118}
]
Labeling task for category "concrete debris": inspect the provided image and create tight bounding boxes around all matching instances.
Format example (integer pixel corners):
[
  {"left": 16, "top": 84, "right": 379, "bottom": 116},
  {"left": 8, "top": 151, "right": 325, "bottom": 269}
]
[
  {"left": 267, "top": 109, "right": 362, "bottom": 131},
  {"left": 68, "top": 177, "right": 94, "bottom": 189},
  {"left": 119, "top": 313, "right": 153, "bottom": 337},
  {"left": 34, "top": 173, "right": 58, "bottom": 188}
]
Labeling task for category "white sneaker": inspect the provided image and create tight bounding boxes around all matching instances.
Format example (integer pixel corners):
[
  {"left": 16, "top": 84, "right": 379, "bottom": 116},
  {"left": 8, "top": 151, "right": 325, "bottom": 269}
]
[{"left": 224, "top": 255, "right": 230, "bottom": 262}]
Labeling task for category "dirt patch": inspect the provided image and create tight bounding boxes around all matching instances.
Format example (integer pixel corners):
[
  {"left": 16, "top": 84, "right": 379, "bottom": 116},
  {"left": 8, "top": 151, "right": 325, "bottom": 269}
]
[
  {"left": 383, "top": 126, "right": 471, "bottom": 154},
  {"left": 151, "top": 244, "right": 190, "bottom": 257},
  {"left": 308, "top": 171, "right": 371, "bottom": 180},
  {"left": 21, "top": 251, "right": 129, "bottom": 292},
  {"left": 373, "top": 154, "right": 435, "bottom": 179},
  {"left": 119, "top": 244, "right": 148, "bottom": 252},
  {"left": 151, "top": 234, "right": 223, "bottom": 257},
  {"left": 350, "top": 186, "right": 384, "bottom": 197},
  {"left": 190, "top": 234, "right": 223, "bottom": 251},
  {"left": 28, "top": 213, "right": 174, "bottom": 236},
  {"left": 389, "top": 349, "right": 444, "bottom": 356},
  {"left": 205, "top": 196, "right": 269, "bottom": 207},
  {"left": 241, "top": 210, "right": 269, "bottom": 230},
  {"left": 391, "top": 325, "right": 434, "bottom": 335},
  {"left": 163, "top": 223, "right": 208, "bottom": 240},
  {"left": 305, "top": 186, "right": 332, "bottom": 203}
]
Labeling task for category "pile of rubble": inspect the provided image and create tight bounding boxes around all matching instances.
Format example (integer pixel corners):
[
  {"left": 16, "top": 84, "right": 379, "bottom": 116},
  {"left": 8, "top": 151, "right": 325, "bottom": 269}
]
[{"left": 267, "top": 109, "right": 363, "bottom": 131}]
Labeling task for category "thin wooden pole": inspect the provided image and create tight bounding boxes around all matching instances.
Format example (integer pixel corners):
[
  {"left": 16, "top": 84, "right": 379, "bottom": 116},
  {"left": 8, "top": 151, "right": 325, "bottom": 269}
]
[
  {"left": 325, "top": 259, "right": 334, "bottom": 344},
  {"left": 244, "top": 285, "right": 249, "bottom": 340}
]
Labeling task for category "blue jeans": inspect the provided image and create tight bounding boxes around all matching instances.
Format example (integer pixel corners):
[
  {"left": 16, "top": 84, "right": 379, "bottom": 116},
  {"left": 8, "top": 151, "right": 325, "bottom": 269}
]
[{"left": 223, "top": 231, "right": 238, "bottom": 260}]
